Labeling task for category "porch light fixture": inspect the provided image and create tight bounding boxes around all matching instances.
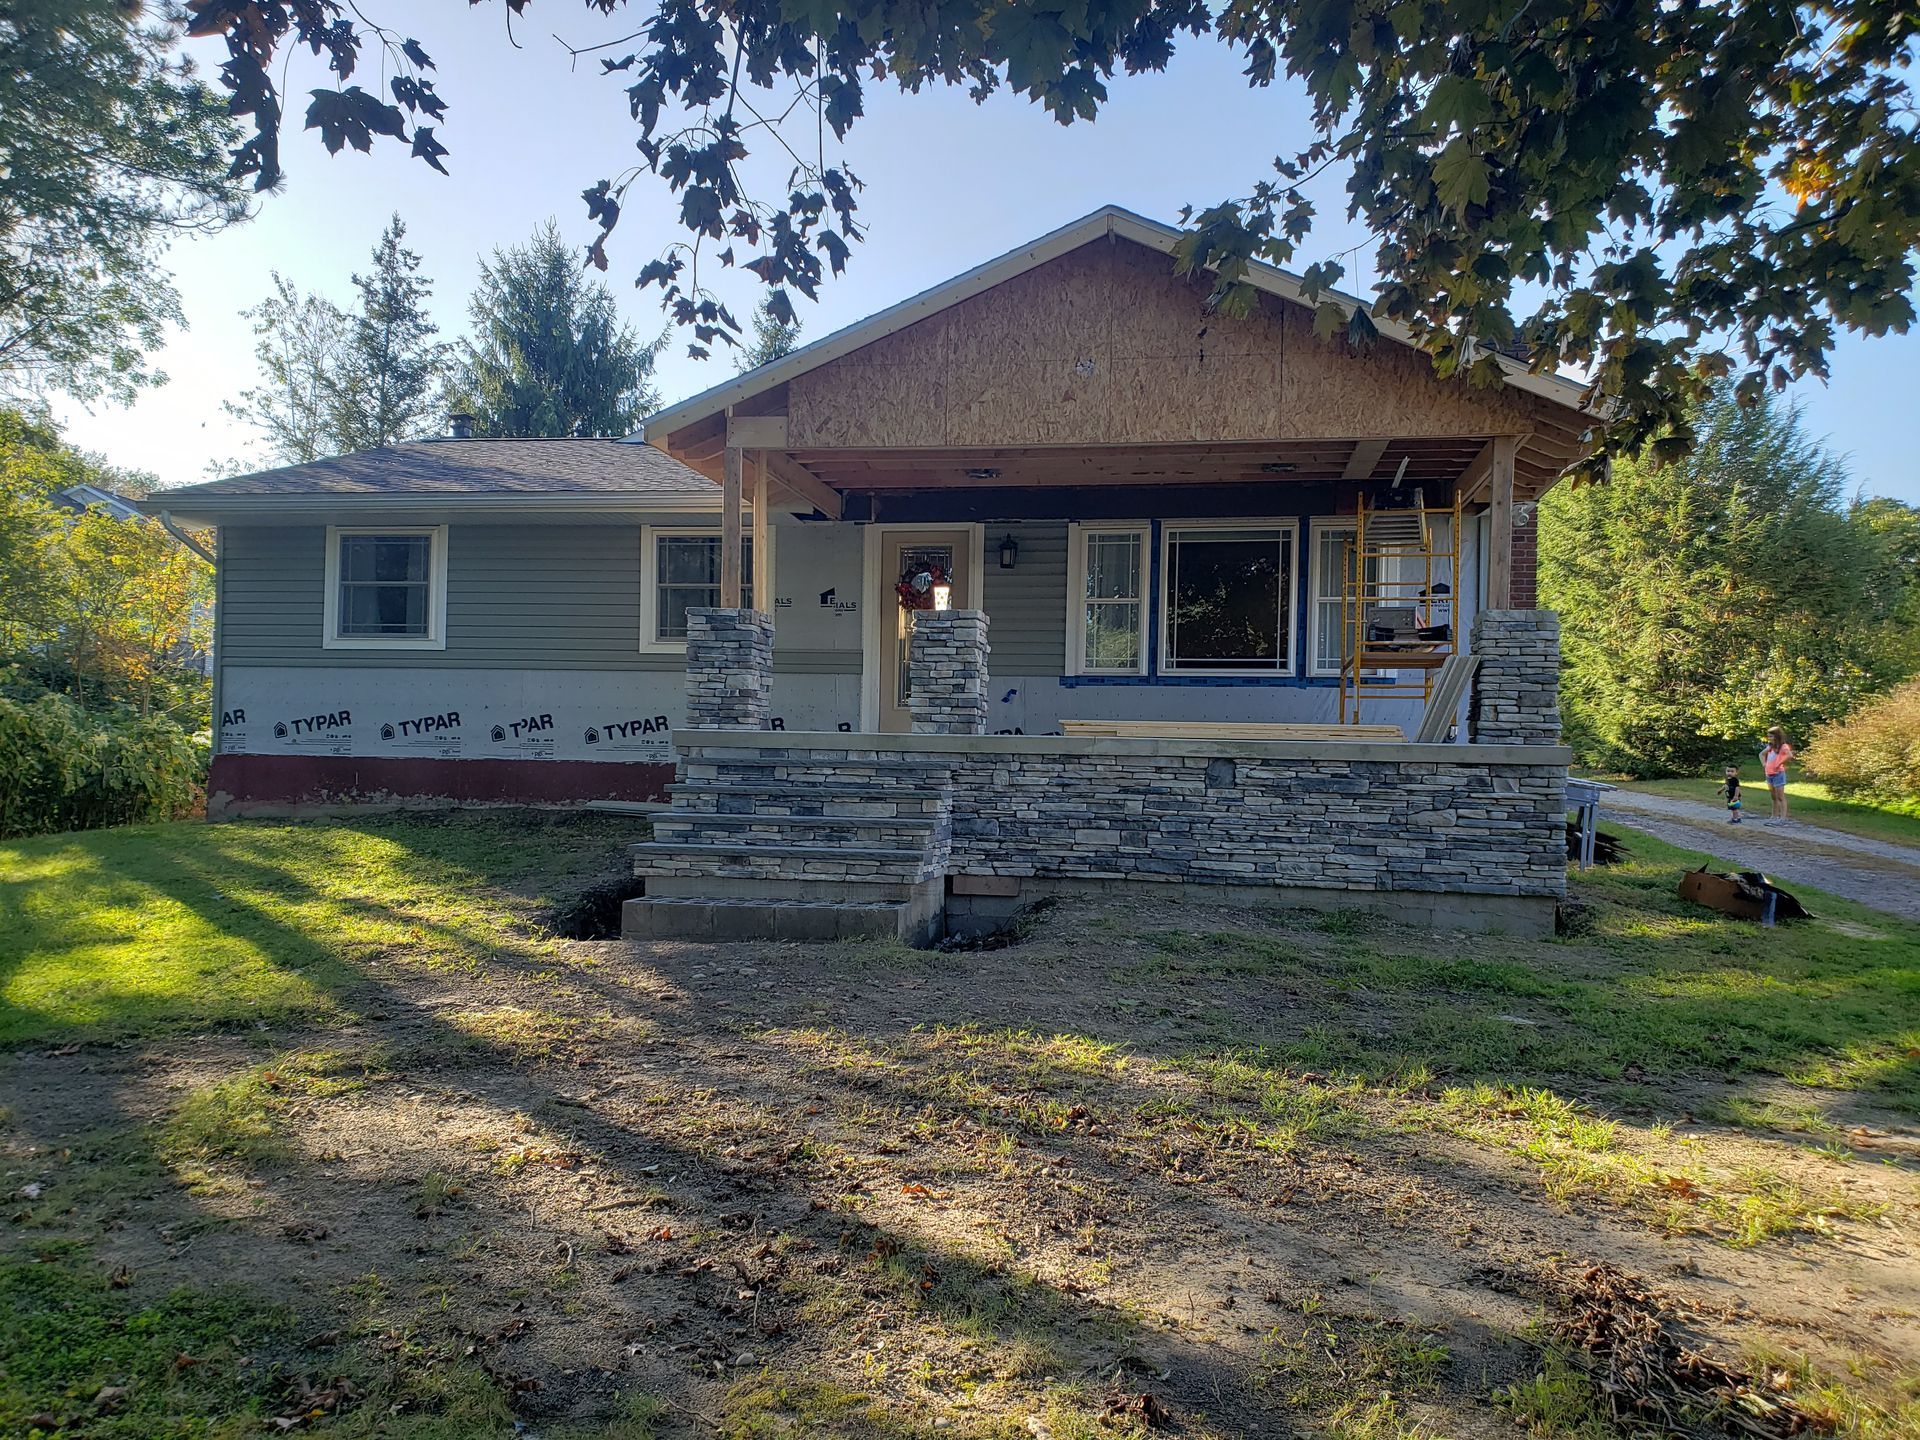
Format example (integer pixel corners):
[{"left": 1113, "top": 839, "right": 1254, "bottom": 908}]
[
  {"left": 964, "top": 467, "right": 1001, "bottom": 480},
  {"left": 999, "top": 533, "right": 1019, "bottom": 569},
  {"left": 932, "top": 582, "right": 953, "bottom": 610}
]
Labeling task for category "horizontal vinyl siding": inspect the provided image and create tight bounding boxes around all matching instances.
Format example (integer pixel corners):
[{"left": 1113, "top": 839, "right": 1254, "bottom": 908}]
[
  {"left": 774, "top": 648, "right": 862, "bottom": 675},
  {"left": 980, "top": 521, "right": 1067, "bottom": 675},
  {"left": 221, "top": 521, "right": 710, "bottom": 670}
]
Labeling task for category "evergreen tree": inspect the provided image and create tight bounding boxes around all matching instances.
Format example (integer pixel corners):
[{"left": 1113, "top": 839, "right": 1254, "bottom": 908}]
[
  {"left": 221, "top": 275, "right": 348, "bottom": 465},
  {"left": 452, "top": 222, "right": 663, "bottom": 438},
  {"left": 331, "top": 215, "right": 445, "bottom": 451},
  {"left": 734, "top": 295, "right": 803, "bottom": 374},
  {"left": 1539, "top": 388, "right": 1914, "bottom": 775}
]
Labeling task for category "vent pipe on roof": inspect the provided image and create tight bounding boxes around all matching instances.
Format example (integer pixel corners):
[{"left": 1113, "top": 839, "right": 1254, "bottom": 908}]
[{"left": 448, "top": 412, "right": 474, "bottom": 439}]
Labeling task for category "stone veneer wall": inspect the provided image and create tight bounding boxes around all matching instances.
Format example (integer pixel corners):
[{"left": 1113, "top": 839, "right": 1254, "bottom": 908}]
[
  {"left": 947, "top": 749, "right": 1566, "bottom": 897},
  {"left": 684, "top": 607, "right": 774, "bottom": 729},
  {"left": 1470, "top": 609, "right": 1561, "bottom": 747},
  {"left": 909, "top": 610, "right": 990, "bottom": 735},
  {"left": 674, "top": 734, "right": 1568, "bottom": 903}
]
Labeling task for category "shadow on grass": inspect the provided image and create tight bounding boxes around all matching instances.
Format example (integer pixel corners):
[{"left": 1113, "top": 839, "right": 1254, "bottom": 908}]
[{"left": 3, "top": 811, "right": 1916, "bottom": 1438}]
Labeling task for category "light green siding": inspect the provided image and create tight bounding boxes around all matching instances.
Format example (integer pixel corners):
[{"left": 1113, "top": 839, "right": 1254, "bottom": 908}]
[
  {"left": 223, "top": 521, "right": 694, "bottom": 671},
  {"left": 979, "top": 521, "right": 1067, "bottom": 675}
]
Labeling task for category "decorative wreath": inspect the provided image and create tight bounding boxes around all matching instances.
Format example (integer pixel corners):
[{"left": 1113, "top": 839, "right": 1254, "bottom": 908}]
[{"left": 895, "top": 561, "right": 949, "bottom": 612}]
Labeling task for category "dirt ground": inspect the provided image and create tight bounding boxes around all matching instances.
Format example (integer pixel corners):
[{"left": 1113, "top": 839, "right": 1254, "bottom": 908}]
[{"left": 5, "top": 868, "right": 1918, "bottom": 1438}]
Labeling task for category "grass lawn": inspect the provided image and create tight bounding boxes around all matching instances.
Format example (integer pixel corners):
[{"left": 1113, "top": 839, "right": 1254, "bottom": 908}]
[
  {"left": 1592, "top": 770, "right": 1920, "bottom": 848},
  {"left": 0, "top": 812, "right": 630, "bottom": 1047},
  {"left": 2, "top": 813, "right": 1916, "bottom": 1439}
]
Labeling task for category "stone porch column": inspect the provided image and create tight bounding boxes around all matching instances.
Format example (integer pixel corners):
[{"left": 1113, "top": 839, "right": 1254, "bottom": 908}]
[
  {"left": 909, "top": 610, "right": 990, "bottom": 735},
  {"left": 685, "top": 607, "right": 773, "bottom": 729},
  {"left": 1469, "top": 609, "right": 1561, "bottom": 746}
]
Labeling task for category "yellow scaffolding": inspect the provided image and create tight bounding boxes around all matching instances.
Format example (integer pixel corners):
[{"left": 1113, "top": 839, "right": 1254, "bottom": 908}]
[{"left": 1338, "top": 487, "right": 1463, "bottom": 726}]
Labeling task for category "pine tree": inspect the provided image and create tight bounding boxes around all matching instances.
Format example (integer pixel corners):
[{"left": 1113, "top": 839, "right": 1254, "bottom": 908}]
[
  {"left": 734, "top": 295, "right": 802, "bottom": 374},
  {"left": 331, "top": 215, "right": 445, "bottom": 450},
  {"left": 451, "top": 221, "right": 663, "bottom": 437}
]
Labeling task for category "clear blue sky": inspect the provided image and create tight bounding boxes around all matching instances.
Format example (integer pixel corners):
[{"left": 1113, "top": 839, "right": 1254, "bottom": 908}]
[{"left": 53, "top": 8, "right": 1920, "bottom": 502}]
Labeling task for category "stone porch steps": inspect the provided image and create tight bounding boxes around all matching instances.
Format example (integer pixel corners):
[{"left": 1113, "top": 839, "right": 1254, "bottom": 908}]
[
  {"left": 649, "top": 811, "right": 941, "bottom": 850},
  {"left": 631, "top": 839, "right": 941, "bottom": 881},
  {"left": 664, "top": 781, "right": 947, "bottom": 819},
  {"left": 622, "top": 895, "right": 936, "bottom": 943},
  {"left": 626, "top": 732, "right": 957, "bottom": 946}
]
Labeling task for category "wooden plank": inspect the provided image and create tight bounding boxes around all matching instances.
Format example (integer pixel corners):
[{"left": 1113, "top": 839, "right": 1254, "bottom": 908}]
[
  {"left": 750, "top": 450, "right": 773, "bottom": 619},
  {"left": 721, "top": 442, "right": 743, "bottom": 608},
  {"left": 1453, "top": 440, "right": 1498, "bottom": 505},
  {"left": 728, "top": 415, "right": 789, "bottom": 450},
  {"left": 1487, "top": 434, "right": 1518, "bottom": 609},
  {"left": 1342, "top": 438, "right": 1390, "bottom": 481},
  {"left": 1412, "top": 655, "right": 1480, "bottom": 743},
  {"left": 1059, "top": 720, "right": 1407, "bottom": 741},
  {"left": 761, "top": 449, "right": 845, "bottom": 520}
]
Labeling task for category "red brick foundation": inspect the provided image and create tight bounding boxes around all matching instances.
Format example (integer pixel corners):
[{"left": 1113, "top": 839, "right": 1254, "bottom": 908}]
[
  {"left": 206, "top": 754, "right": 673, "bottom": 817},
  {"left": 1511, "top": 507, "right": 1539, "bottom": 609}
]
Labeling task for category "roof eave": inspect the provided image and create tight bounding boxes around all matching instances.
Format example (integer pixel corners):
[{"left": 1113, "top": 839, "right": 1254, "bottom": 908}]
[
  {"left": 140, "top": 489, "right": 722, "bottom": 525},
  {"left": 638, "top": 204, "right": 1596, "bottom": 444}
]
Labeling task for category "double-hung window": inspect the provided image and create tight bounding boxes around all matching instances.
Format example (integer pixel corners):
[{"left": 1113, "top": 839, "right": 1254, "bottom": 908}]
[
  {"left": 324, "top": 525, "right": 447, "bottom": 649},
  {"left": 1159, "top": 522, "right": 1296, "bottom": 674},
  {"left": 642, "top": 529, "right": 755, "bottom": 648},
  {"left": 1308, "top": 522, "right": 1363, "bottom": 677},
  {"left": 1068, "top": 525, "right": 1149, "bottom": 674}
]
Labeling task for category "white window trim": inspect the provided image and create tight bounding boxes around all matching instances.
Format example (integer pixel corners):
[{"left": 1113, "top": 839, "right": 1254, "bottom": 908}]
[
  {"left": 639, "top": 524, "right": 770, "bottom": 653},
  {"left": 1157, "top": 518, "right": 1299, "bottom": 678},
  {"left": 1307, "top": 518, "right": 1357, "bottom": 678},
  {"left": 322, "top": 524, "right": 448, "bottom": 651},
  {"left": 1065, "top": 522, "right": 1151, "bottom": 676}
]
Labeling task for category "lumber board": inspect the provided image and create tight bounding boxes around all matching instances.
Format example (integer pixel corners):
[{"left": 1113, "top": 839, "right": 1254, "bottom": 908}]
[{"left": 1059, "top": 720, "right": 1407, "bottom": 741}]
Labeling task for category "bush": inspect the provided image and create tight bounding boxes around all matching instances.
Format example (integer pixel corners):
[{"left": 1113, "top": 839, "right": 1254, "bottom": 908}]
[
  {"left": 1805, "top": 680, "right": 1920, "bottom": 806},
  {"left": 0, "top": 692, "right": 206, "bottom": 837}
]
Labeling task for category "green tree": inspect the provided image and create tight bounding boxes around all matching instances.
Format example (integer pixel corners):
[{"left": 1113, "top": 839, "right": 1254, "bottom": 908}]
[
  {"left": 0, "top": 412, "right": 79, "bottom": 656},
  {"left": 1539, "top": 389, "right": 1912, "bottom": 775},
  {"left": 0, "top": 410, "right": 212, "bottom": 720},
  {"left": 185, "top": 2, "right": 1920, "bottom": 465},
  {"left": 223, "top": 274, "right": 349, "bottom": 465},
  {"left": 734, "top": 296, "right": 803, "bottom": 374},
  {"left": 451, "top": 221, "right": 664, "bottom": 438},
  {"left": 331, "top": 215, "right": 447, "bottom": 451},
  {"left": 2, "top": 2, "right": 244, "bottom": 402}
]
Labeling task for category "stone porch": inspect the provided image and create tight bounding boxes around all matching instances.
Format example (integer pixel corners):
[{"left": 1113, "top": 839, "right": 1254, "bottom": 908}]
[{"left": 623, "top": 607, "right": 1570, "bottom": 944}]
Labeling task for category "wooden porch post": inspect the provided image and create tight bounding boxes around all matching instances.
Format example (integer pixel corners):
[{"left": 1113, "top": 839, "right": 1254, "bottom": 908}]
[
  {"left": 749, "top": 450, "right": 773, "bottom": 619},
  {"left": 1486, "top": 434, "right": 1519, "bottom": 610},
  {"left": 721, "top": 439, "right": 743, "bottom": 608}
]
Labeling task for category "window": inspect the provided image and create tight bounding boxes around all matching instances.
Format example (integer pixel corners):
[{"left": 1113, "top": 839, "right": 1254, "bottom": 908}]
[
  {"left": 1309, "top": 522, "right": 1361, "bottom": 677},
  {"left": 323, "top": 526, "right": 446, "bottom": 649},
  {"left": 1068, "top": 525, "right": 1148, "bottom": 674},
  {"left": 1159, "top": 523, "right": 1295, "bottom": 674},
  {"left": 642, "top": 529, "right": 755, "bottom": 648}
]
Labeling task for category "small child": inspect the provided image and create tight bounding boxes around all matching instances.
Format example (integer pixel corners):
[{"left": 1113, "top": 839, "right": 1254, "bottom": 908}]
[{"left": 1720, "top": 766, "right": 1742, "bottom": 824}]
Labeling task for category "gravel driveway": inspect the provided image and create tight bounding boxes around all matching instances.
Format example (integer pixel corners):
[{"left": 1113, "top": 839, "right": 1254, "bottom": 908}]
[{"left": 1595, "top": 788, "right": 1920, "bottom": 923}]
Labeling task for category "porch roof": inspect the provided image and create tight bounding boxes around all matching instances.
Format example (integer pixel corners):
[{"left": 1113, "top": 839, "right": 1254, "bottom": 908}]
[{"left": 639, "top": 207, "right": 1599, "bottom": 510}]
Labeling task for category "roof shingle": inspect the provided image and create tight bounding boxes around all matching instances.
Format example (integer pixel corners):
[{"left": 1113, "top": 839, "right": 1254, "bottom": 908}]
[{"left": 162, "top": 438, "right": 714, "bottom": 498}]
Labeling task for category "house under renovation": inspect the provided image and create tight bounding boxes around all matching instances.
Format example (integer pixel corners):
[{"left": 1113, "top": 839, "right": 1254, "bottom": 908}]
[{"left": 152, "top": 207, "right": 1587, "bottom": 938}]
